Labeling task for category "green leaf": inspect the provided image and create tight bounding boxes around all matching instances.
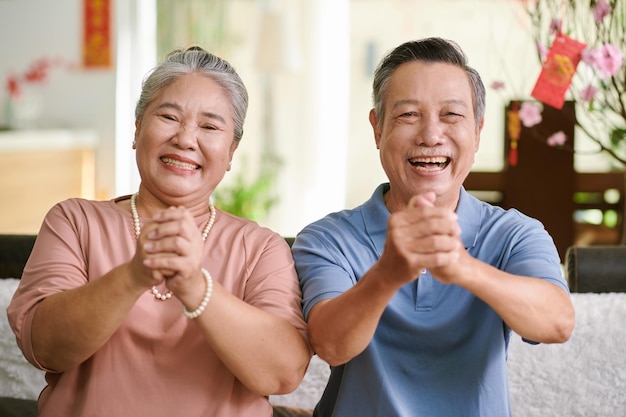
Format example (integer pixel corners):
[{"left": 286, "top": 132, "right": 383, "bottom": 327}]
[
  {"left": 213, "top": 154, "right": 283, "bottom": 222},
  {"left": 609, "top": 128, "right": 626, "bottom": 148}
]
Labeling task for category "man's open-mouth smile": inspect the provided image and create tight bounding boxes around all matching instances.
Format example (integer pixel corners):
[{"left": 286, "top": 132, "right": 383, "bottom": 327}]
[{"left": 408, "top": 156, "right": 450, "bottom": 171}]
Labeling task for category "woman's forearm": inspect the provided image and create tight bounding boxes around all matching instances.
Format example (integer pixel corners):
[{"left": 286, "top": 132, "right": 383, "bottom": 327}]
[
  {"left": 193, "top": 282, "right": 312, "bottom": 396},
  {"left": 30, "top": 264, "right": 144, "bottom": 371}
]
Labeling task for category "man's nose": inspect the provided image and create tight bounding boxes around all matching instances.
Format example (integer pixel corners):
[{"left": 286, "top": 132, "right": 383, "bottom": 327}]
[{"left": 416, "top": 117, "right": 443, "bottom": 145}]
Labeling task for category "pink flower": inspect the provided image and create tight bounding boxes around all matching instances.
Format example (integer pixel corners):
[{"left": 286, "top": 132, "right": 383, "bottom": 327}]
[
  {"left": 593, "top": 0, "right": 611, "bottom": 23},
  {"left": 581, "top": 48, "right": 601, "bottom": 67},
  {"left": 582, "top": 45, "right": 623, "bottom": 78},
  {"left": 518, "top": 102, "right": 543, "bottom": 127},
  {"left": 490, "top": 80, "right": 506, "bottom": 91},
  {"left": 597, "top": 44, "right": 623, "bottom": 78},
  {"left": 580, "top": 84, "right": 597, "bottom": 102},
  {"left": 5, "top": 56, "right": 73, "bottom": 102},
  {"left": 549, "top": 19, "right": 561, "bottom": 35},
  {"left": 5, "top": 75, "right": 20, "bottom": 99},
  {"left": 536, "top": 40, "right": 548, "bottom": 62},
  {"left": 547, "top": 131, "right": 567, "bottom": 147},
  {"left": 23, "top": 58, "right": 50, "bottom": 83}
]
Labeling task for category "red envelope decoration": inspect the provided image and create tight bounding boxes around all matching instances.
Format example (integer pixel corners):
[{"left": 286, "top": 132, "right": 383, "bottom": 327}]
[{"left": 531, "top": 32, "right": 586, "bottom": 109}]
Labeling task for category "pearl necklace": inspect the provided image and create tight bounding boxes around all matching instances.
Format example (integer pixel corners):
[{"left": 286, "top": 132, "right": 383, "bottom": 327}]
[{"left": 130, "top": 192, "right": 216, "bottom": 300}]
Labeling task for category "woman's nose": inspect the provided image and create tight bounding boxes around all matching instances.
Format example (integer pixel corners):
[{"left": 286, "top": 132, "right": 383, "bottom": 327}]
[{"left": 172, "top": 124, "right": 198, "bottom": 149}]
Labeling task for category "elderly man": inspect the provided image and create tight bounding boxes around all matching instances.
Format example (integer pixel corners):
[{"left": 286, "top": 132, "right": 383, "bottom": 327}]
[{"left": 292, "top": 37, "right": 574, "bottom": 417}]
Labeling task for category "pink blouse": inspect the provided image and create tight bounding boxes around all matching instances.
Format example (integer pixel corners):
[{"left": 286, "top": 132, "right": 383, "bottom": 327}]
[{"left": 7, "top": 196, "right": 308, "bottom": 417}]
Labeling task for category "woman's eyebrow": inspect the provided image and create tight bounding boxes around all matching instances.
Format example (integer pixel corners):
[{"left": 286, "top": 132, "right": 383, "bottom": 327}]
[{"left": 156, "top": 102, "right": 227, "bottom": 124}]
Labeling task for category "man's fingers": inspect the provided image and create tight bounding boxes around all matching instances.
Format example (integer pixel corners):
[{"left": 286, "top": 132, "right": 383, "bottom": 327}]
[{"left": 409, "top": 192, "right": 436, "bottom": 208}]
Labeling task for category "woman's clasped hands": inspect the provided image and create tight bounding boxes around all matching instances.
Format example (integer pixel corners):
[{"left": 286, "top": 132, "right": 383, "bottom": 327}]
[{"left": 131, "top": 206, "right": 206, "bottom": 301}]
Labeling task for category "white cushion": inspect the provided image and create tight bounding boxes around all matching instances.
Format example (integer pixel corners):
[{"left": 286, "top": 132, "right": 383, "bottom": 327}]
[{"left": 0, "top": 279, "right": 45, "bottom": 400}]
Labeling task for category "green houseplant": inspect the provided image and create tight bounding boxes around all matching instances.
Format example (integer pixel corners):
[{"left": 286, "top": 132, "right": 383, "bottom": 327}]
[{"left": 212, "top": 154, "right": 281, "bottom": 222}]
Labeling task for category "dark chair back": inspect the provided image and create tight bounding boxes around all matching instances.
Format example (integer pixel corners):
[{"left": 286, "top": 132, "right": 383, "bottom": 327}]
[
  {"left": 565, "top": 245, "right": 626, "bottom": 293},
  {"left": 0, "top": 235, "right": 36, "bottom": 279}
]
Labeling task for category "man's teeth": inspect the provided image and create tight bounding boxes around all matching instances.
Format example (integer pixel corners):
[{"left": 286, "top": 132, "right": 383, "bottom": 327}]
[
  {"left": 409, "top": 156, "right": 448, "bottom": 164},
  {"left": 408, "top": 156, "right": 450, "bottom": 170},
  {"left": 161, "top": 157, "right": 199, "bottom": 170}
]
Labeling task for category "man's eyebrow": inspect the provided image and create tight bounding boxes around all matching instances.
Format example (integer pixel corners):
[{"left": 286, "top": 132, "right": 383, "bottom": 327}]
[
  {"left": 392, "top": 98, "right": 469, "bottom": 110},
  {"left": 391, "top": 99, "right": 420, "bottom": 110},
  {"left": 155, "top": 102, "right": 227, "bottom": 124},
  {"left": 443, "top": 98, "right": 469, "bottom": 108}
]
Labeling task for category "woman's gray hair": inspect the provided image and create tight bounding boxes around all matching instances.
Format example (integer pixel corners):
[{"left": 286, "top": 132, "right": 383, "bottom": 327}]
[
  {"left": 135, "top": 46, "right": 249, "bottom": 143},
  {"left": 372, "top": 37, "right": 486, "bottom": 130}
]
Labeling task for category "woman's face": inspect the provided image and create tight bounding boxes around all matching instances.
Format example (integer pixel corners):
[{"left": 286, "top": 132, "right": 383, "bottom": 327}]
[{"left": 134, "top": 73, "right": 238, "bottom": 208}]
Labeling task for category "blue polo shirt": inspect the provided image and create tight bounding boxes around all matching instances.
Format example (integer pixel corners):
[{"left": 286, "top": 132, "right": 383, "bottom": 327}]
[{"left": 293, "top": 183, "right": 568, "bottom": 417}]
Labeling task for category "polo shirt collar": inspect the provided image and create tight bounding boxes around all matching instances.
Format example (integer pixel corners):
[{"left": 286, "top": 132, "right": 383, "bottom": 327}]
[
  {"left": 456, "top": 187, "right": 482, "bottom": 250},
  {"left": 361, "top": 184, "right": 391, "bottom": 257},
  {"left": 361, "top": 183, "right": 481, "bottom": 256}
]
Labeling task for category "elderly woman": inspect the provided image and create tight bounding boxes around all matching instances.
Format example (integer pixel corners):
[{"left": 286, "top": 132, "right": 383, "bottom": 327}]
[{"left": 7, "top": 46, "right": 312, "bottom": 417}]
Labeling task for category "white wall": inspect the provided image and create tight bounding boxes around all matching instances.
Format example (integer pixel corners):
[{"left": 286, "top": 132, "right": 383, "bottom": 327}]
[
  {"left": 0, "top": 0, "right": 118, "bottom": 200},
  {"left": 345, "top": 0, "right": 542, "bottom": 209},
  {"left": 218, "top": 0, "right": 545, "bottom": 235},
  {"left": 192, "top": 0, "right": 352, "bottom": 237},
  {"left": 1, "top": 0, "right": 580, "bottom": 236}
]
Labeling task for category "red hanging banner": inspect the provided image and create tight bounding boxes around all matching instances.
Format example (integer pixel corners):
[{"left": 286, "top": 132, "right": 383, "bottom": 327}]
[
  {"left": 83, "top": 0, "right": 112, "bottom": 68},
  {"left": 531, "top": 32, "right": 586, "bottom": 109},
  {"left": 506, "top": 101, "right": 522, "bottom": 167}
]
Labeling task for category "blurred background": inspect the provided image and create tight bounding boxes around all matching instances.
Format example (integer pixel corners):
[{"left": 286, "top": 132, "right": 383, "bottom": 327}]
[{"left": 0, "top": 0, "right": 622, "bottom": 253}]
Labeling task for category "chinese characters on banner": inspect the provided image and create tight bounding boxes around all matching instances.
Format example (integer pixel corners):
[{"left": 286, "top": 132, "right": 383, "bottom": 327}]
[{"left": 83, "top": 0, "right": 111, "bottom": 68}]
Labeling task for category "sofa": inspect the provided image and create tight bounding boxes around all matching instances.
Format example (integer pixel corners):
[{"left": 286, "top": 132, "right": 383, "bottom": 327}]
[
  {"left": 0, "top": 235, "right": 310, "bottom": 417},
  {"left": 2, "top": 234, "right": 626, "bottom": 416}
]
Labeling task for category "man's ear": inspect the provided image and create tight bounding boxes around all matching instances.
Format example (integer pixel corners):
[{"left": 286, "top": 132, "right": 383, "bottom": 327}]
[
  {"left": 369, "top": 109, "right": 382, "bottom": 149},
  {"left": 474, "top": 117, "right": 485, "bottom": 153}
]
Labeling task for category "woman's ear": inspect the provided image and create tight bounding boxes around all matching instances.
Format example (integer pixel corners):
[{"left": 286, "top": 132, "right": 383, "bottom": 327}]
[
  {"left": 133, "top": 119, "right": 140, "bottom": 149},
  {"left": 227, "top": 140, "right": 239, "bottom": 171}
]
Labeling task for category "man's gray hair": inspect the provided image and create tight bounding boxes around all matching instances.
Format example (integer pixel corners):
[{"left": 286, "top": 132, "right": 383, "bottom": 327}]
[{"left": 372, "top": 37, "right": 486, "bottom": 129}]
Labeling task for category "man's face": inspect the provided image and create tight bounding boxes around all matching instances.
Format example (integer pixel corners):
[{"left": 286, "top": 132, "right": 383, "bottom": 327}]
[{"left": 370, "top": 60, "right": 483, "bottom": 211}]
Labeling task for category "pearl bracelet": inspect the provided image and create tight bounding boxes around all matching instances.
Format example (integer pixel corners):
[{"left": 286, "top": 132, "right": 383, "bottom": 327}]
[{"left": 183, "top": 268, "right": 213, "bottom": 319}]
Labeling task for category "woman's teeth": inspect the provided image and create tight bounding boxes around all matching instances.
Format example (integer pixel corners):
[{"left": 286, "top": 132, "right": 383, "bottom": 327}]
[{"left": 161, "top": 157, "right": 199, "bottom": 170}]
